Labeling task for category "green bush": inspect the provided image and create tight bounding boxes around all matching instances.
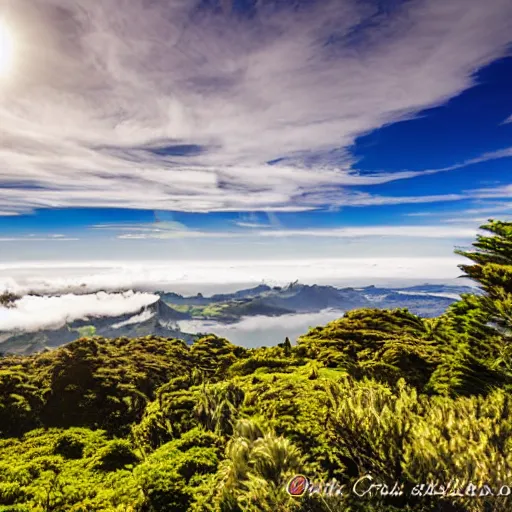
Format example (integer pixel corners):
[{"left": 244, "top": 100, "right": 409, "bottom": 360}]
[
  {"left": 53, "top": 432, "right": 85, "bottom": 459},
  {"left": 92, "top": 439, "right": 139, "bottom": 471}
]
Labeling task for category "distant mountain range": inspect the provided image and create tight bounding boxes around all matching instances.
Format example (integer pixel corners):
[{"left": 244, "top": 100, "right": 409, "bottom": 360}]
[
  {"left": 0, "top": 282, "right": 476, "bottom": 355},
  {"left": 159, "top": 282, "right": 475, "bottom": 320}
]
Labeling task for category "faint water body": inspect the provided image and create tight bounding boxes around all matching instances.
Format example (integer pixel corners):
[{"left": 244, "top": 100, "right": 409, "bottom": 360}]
[{"left": 178, "top": 309, "right": 346, "bottom": 348}]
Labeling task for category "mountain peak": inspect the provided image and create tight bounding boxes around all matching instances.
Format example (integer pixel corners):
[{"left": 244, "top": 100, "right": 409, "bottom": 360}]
[{"left": 146, "top": 298, "right": 190, "bottom": 321}]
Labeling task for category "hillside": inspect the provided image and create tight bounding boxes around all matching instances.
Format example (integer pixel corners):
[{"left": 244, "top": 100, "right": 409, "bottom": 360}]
[
  {"left": 0, "top": 220, "right": 511, "bottom": 511},
  {"left": 161, "top": 283, "right": 472, "bottom": 322},
  {"left": 0, "top": 298, "right": 197, "bottom": 355}
]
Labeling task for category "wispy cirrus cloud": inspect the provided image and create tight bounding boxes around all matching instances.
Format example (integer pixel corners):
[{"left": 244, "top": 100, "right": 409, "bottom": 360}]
[
  {"left": 403, "top": 198, "right": 512, "bottom": 225},
  {"left": 0, "top": 236, "right": 79, "bottom": 242},
  {"left": 469, "top": 184, "right": 512, "bottom": 199},
  {"left": 0, "top": 0, "right": 511, "bottom": 213},
  {"left": 440, "top": 216, "right": 509, "bottom": 224},
  {"left": 91, "top": 221, "right": 189, "bottom": 233},
  {"left": 114, "top": 224, "right": 478, "bottom": 240},
  {"left": 234, "top": 222, "right": 273, "bottom": 229},
  {"left": 405, "top": 201, "right": 512, "bottom": 219}
]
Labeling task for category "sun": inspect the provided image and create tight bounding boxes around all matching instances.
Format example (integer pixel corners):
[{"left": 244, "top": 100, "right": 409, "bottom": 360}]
[{"left": 0, "top": 20, "right": 14, "bottom": 78}]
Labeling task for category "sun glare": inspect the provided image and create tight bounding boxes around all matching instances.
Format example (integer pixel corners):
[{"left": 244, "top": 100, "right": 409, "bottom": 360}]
[{"left": 0, "top": 20, "right": 14, "bottom": 78}]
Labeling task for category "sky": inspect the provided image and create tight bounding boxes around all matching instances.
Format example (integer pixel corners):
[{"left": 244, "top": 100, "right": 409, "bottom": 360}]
[{"left": 0, "top": 0, "right": 511, "bottom": 285}]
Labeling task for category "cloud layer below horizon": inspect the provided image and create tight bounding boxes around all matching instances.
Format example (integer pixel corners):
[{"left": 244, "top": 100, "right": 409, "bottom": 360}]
[
  {"left": 177, "top": 309, "right": 349, "bottom": 348},
  {"left": 0, "top": 257, "right": 469, "bottom": 297},
  {"left": 0, "top": 257, "right": 471, "bottom": 333},
  {"left": 0, "top": 291, "right": 159, "bottom": 332}
]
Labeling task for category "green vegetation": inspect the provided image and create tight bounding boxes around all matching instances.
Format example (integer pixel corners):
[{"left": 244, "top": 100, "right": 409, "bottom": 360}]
[
  {"left": 0, "top": 291, "right": 18, "bottom": 308},
  {"left": 73, "top": 326, "right": 97, "bottom": 338},
  {"left": 167, "top": 300, "right": 291, "bottom": 323},
  {"left": 169, "top": 303, "right": 236, "bottom": 319},
  {"left": 0, "top": 219, "right": 511, "bottom": 511}
]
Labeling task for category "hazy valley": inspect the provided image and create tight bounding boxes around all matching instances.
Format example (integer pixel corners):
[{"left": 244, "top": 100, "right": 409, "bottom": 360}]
[{"left": 0, "top": 281, "right": 475, "bottom": 354}]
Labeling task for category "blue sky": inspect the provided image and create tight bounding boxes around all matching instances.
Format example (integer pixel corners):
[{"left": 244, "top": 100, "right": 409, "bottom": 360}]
[{"left": 0, "top": 0, "right": 511, "bottom": 264}]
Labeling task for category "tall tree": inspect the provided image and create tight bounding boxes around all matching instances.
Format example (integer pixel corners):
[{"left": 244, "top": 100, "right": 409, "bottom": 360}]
[{"left": 454, "top": 219, "right": 512, "bottom": 343}]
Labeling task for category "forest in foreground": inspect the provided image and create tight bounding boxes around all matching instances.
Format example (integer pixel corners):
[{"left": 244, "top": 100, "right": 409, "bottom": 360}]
[{"left": 0, "top": 220, "right": 511, "bottom": 512}]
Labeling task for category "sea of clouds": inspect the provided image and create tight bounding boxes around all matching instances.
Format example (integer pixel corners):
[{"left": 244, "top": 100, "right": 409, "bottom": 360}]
[
  {"left": 0, "top": 257, "right": 467, "bottom": 296},
  {"left": 177, "top": 309, "right": 347, "bottom": 349},
  {"left": 0, "top": 257, "right": 468, "bottom": 333},
  {"left": 0, "top": 291, "right": 159, "bottom": 332}
]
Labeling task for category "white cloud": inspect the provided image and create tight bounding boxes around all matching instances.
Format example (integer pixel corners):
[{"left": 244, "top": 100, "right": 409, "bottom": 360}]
[
  {"left": 441, "top": 215, "right": 512, "bottom": 224},
  {"left": 0, "top": 257, "right": 468, "bottom": 297},
  {"left": 117, "top": 231, "right": 241, "bottom": 240},
  {"left": 91, "top": 221, "right": 189, "bottom": 233},
  {"left": 0, "top": 0, "right": 511, "bottom": 213},
  {"left": 256, "top": 226, "right": 478, "bottom": 238},
  {"left": 298, "top": 192, "right": 465, "bottom": 207},
  {"left": 463, "top": 147, "right": 512, "bottom": 164},
  {"left": 178, "top": 310, "right": 349, "bottom": 348},
  {"left": 111, "top": 309, "right": 155, "bottom": 329},
  {"left": 441, "top": 217, "right": 492, "bottom": 224},
  {"left": 234, "top": 222, "right": 273, "bottom": 229},
  {"left": 114, "top": 224, "right": 477, "bottom": 240},
  {"left": 405, "top": 212, "right": 437, "bottom": 217},
  {"left": 0, "top": 291, "right": 159, "bottom": 332},
  {"left": 461, "top": 202, "right": 512, "bottom": 215},
  {"left": 423, "top": 147, "right": 512, "bottom": 176},
  {"left": 405, "top": 201, "right": 512, "bottom": 220},
  {"left": 469, "top": 184, "right": 512, "bottom": 198},
  {"left": 0, "top": 237, "right": 80, "bottom": 242}
]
